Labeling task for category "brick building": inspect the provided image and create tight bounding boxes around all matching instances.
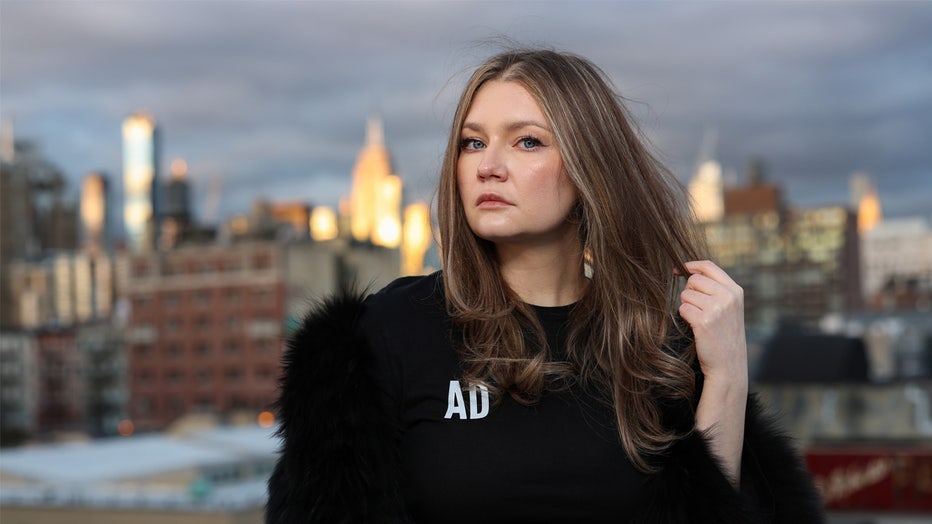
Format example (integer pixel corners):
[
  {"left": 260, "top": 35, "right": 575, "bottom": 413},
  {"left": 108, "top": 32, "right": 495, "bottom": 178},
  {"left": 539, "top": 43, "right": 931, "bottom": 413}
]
[
  {"left": 123, "top": 241, "right": 286, "bottom": 431},
  {"left": 123, "top": 238, "right": 399, "bottom": 432}
]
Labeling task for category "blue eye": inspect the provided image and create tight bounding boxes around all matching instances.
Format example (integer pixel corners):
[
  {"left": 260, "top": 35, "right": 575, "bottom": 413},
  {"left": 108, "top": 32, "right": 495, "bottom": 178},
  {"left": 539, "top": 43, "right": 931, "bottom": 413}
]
[
  {"left": 460, "top": 138, "right": 485, "bottom": 151},
  {"left": 519, "top": 136, "right": 542, "bottom": 149}
]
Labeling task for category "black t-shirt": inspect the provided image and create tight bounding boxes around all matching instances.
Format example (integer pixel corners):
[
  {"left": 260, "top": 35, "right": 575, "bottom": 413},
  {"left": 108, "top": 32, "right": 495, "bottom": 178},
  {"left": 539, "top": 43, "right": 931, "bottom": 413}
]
[{"left": 361, "top": 272, "right": 649, "bottom": 523}]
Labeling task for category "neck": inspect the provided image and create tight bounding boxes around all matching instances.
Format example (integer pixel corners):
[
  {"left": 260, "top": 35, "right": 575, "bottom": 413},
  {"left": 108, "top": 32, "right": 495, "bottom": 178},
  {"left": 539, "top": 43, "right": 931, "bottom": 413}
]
[{"left": 496, "top": 239, "right": 586, "bottom": 307}]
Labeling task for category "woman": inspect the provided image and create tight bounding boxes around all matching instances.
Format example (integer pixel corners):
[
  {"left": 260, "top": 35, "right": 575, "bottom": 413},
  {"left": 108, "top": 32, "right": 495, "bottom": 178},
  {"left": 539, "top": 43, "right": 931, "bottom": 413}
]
[{"left": 267, "top": 48, "right": 823, "bottom": 523}]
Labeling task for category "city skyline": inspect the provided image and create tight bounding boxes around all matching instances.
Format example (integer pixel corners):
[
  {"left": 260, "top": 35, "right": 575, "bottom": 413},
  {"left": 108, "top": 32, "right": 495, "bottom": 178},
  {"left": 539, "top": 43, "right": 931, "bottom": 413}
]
[{"left": 2, "top": 1, "right": 931, "bottom": 225}]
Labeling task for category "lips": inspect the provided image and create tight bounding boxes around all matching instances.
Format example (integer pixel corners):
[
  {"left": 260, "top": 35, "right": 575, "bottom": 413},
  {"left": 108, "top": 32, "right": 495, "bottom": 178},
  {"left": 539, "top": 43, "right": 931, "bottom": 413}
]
[{"left": 475, "top": 193, "right": 513, "bottom": 206}]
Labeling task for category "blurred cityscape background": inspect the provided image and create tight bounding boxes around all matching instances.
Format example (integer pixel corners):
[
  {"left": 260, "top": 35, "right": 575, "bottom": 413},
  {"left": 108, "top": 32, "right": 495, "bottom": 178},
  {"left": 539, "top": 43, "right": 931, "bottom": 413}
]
[{"left": 1, "top": 2, "right": 930, "bottom": 523}]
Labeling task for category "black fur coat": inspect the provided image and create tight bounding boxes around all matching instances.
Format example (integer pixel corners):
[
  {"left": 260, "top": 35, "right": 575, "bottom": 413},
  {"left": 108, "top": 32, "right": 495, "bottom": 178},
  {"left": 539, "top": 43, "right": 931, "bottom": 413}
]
[{"left": 266, "top": 291, "right": 824, "bottom": 523}]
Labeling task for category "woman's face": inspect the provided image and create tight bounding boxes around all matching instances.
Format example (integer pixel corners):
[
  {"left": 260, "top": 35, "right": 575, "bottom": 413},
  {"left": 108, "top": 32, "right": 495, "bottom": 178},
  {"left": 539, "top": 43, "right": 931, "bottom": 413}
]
[{"left": 456, "top": 80, "right": 578, "bottom": 249}]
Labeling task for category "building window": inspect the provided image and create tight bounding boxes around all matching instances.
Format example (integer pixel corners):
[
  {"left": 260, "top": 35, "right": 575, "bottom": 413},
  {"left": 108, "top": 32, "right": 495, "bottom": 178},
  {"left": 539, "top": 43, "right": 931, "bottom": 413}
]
[
  {"left": 225, "top": 368, "right": 242, "bottom": 382},
  {"left": 132, "top": 260, "right": 150, "bottom": 278},
  {"left": 135, "top": 397, "right": 151, "bottom": 415},
  {"left": 225, "top": 258, "right": 243, "bottom": 272},
  {"left": 254, "top": 252, "right": 272, "bottom": 270},
  {"left": 196, "top": 368, "right": 213, "bottom": 383},
  {"left": 230, "top": 395, "right": 248, "bottom": 409},
  {"left": 255, "top": 367, "right": 275, "bottom": 381},
  {"left": 167, "top": 344, "right": 183, "bottom": 358},
  {"left": 164, "top": 293, "right": 181, "bottom": 307},
  {"left": 164, "top": 317, "right": 182, "bottom": 334},
  {"left": 254, "top": 288, "right": 275, "bottom": 306},
  {"left": 256, "top": 338, "right": 279, "bottom": 354},
  {"left": 134, "top": 370, "right": 153, "bottom": 385},
  {"left": 195, "top": 344, "right": 211, "bottom": 358},
  {"left": 133, "top": 295, "right": 153, "bottom": 312},
  {"left": 196, "top": 316, "right": 211, "bottom": 333},
  {"left": 167, "top": 369, "right": 184, "bottom": 384},
  {"left": 194, "top": 291, "right": 211, "bottom": 307}
]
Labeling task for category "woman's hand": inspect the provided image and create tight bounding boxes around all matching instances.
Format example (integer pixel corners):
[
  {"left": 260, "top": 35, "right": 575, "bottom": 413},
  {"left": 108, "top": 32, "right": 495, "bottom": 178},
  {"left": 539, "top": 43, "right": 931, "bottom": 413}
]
[
  {"left": 678, "top": 260, "right": 748, "bottom": 488},
  {"left": 678, "top": 260, "right": 748, "bottom": 385}
]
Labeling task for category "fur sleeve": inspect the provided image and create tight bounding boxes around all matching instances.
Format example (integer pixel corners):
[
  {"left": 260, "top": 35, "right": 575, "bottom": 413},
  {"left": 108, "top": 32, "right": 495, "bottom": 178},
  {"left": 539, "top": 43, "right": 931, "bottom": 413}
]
[
  {"left": 630, "top": 394, "right": 825, "bottom": 524},
  {"left": 265, "top": 290, "right": 410, "bottom": 524}
]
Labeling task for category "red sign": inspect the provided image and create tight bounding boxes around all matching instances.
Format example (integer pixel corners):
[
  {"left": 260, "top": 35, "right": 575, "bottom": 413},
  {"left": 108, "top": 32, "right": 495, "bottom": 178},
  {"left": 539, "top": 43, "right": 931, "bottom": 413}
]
[{"left": 806, "top": 446, "right": 932, "bottom": 511}]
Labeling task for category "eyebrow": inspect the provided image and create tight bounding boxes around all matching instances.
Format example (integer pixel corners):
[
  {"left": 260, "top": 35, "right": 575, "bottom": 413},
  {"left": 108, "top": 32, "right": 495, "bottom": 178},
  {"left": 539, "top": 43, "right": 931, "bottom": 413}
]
[{"left": 461, "top": 120, "right": 552, "bottom": 134}]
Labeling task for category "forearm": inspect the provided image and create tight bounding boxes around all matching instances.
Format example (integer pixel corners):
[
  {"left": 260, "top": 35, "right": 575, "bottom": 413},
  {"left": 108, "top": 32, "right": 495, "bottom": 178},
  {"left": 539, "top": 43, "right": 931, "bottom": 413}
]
[{"left": 695, "top": 374, "right": 748, "bottom": 488}]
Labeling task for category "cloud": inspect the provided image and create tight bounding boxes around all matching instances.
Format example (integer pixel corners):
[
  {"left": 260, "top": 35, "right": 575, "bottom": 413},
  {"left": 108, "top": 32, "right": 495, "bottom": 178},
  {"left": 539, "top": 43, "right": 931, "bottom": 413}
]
[{"left": 2, "top": 0, "right": 930, "bottom": 221}]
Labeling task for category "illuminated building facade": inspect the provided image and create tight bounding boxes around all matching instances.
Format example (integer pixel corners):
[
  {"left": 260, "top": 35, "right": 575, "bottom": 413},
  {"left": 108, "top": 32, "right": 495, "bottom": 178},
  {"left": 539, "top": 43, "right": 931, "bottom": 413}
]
[
  {"left": 122, "top": 113, "right": 160, "bottom": 253},
  {"left": 310, "top": 206, "right": 339, "bottom": 241},
  {"left": 850, "top": 172, "right": 883, "bottom": 235},
  {"left": 80, "top": 172, "right": 111, "bottom": 254},
  {"left": 349, "top": 115, "right": 402, "bottom": 247},
  {"left": 401, "top": 202, "right": 432, "bottom": 276},
  {"left": 688, "top": 159, "right": 724, "bottom": 223},
  {"left": 5, "top": 252, "right": 115, "bottom": 329},
  {"left": 704, "top": 204, "right": 861, "bottom": 336}
]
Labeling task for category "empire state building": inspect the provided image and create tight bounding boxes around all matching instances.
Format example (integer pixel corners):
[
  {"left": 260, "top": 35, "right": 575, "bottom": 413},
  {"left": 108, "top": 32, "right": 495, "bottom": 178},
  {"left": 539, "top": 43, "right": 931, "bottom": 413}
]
[{"left": 349, "top": 115, "right": 403, "bottom": 248}]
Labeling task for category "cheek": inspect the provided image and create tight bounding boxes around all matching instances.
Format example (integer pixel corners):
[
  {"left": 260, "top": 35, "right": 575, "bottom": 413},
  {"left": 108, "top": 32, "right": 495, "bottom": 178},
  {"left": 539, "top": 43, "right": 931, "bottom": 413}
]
[
  {"left": 557, "top": 173, "right": 578, "bottom": 205},
  {"left": 456, "top": 157, "right": 473, "bottom": 191}
]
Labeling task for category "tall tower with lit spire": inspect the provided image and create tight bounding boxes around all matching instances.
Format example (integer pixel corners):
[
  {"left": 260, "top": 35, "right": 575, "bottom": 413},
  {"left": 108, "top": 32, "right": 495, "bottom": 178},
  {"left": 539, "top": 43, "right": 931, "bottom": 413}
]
[
  {"left": 122, "top": 112, "right": 160, "bottom": 253},
  {"left": 687, "top": 126, "right": 724, "bottom": 223},
  {"left": 349, "top": 115, "right": 402, "bottom": 247}
]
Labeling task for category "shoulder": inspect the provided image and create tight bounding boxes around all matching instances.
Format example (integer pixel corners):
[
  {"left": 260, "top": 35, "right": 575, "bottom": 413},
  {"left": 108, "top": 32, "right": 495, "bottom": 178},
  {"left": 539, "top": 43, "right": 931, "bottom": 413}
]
[{"left": 362, "top": 271, "right": 446, "bottom": 329}]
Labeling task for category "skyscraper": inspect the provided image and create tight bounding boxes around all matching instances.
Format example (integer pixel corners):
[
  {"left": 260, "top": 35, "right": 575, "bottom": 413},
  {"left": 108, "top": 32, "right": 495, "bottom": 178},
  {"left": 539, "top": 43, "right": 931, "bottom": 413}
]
[
  {"left": 122, "top": 113, "right": 159, "bottom": 253},
  {"left": 80, "top": 172, "right": 110, "bottom": 254},
  {"left": 349, "top": 115, "right": 402, "bottom": 247},
  {"left": 160, "top": 159, "right": 192, "bottom": 249},
  {"left": 688, "top": 159, "right": 724, "bottom": 223}
]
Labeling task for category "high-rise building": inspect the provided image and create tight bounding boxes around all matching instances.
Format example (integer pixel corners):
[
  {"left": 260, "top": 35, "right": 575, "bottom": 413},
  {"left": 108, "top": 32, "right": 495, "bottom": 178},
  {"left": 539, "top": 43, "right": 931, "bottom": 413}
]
[
  {"left": 704, "top": 204, "right": 861, "bottom": 337},
  {"left": 861, "top": 216, "right": 932, "bottom": 307},
  {"left": 159, "top": 159, "right": 192, "bottom": 249},
  {"left": 310, "top": 206, "right": 339, "bottom": 241},
  {"left": 401, "top": 202, "right": 432, "bottom": 276},
  {"left": 373, "top": 175, "right": 403, "bottom": 248},
  {"left": 0, "top": 332, "right": 38, "bottom": 444},
  {"left": 34, "top": 328, "right": 84, "bottom": 436},
  {"left": 723, "top": 159, "right": 782, "bottom": 216},
  {"left": 688, "top": 159, "right": 724, "bottom": 223},
  {"left": 5, "top": 252, "right": 115, "bottom": 329},
  {"left": 349, "top": 115, "right": 402, "bottom": 246},
  {"left": 80, "top": 172, "right": 111, "bottom": 254},
  {"left": 850, "top": 172, "right": 883, "bottom": 235},
  {"left": 122, "top": 112, "right": 160, "bottom": 253}
]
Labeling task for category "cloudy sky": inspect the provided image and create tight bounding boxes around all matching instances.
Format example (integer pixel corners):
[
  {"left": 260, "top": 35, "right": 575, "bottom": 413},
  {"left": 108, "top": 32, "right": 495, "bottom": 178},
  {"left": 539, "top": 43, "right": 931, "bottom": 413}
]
[{"left": 2, "top": 0, "right": 930, "bottom": 225}]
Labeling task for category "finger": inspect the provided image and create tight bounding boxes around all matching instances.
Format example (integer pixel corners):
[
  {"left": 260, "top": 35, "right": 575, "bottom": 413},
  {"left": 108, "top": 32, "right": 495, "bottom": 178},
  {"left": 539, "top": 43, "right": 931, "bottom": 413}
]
[
  {"left": 682, "top": 260, "right": 737, "bottom": 287},
  {"left": 677, "top": 302, "right": 704, "bottom": 327},
  {"left": 680, "top": 288, "right": 716, "bottom": 311},
  {"left": 684, "top": 273, "right": 728, "bottom": 297}
]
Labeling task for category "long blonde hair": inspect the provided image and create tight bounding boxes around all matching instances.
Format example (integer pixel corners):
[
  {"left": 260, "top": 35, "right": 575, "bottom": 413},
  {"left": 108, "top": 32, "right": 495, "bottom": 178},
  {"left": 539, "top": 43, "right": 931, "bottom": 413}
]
[{"left": 437, "top": 48, "right": 705, "bottom": 473}]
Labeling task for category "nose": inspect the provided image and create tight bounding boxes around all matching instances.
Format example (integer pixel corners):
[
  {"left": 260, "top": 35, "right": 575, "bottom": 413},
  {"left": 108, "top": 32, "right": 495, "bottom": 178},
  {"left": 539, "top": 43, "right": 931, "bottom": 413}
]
[{"left": 477, "top": 148, "right": 507, "bottom": 181}]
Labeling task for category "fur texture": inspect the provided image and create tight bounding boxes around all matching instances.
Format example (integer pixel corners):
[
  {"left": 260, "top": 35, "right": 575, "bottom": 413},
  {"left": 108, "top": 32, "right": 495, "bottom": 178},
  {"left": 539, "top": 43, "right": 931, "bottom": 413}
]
[
  {"left": 266, "top": 290, "right": 408, "bottom": 523},
  {"left": 266, "top": 293, "right": 824, "bottom": 523}
]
